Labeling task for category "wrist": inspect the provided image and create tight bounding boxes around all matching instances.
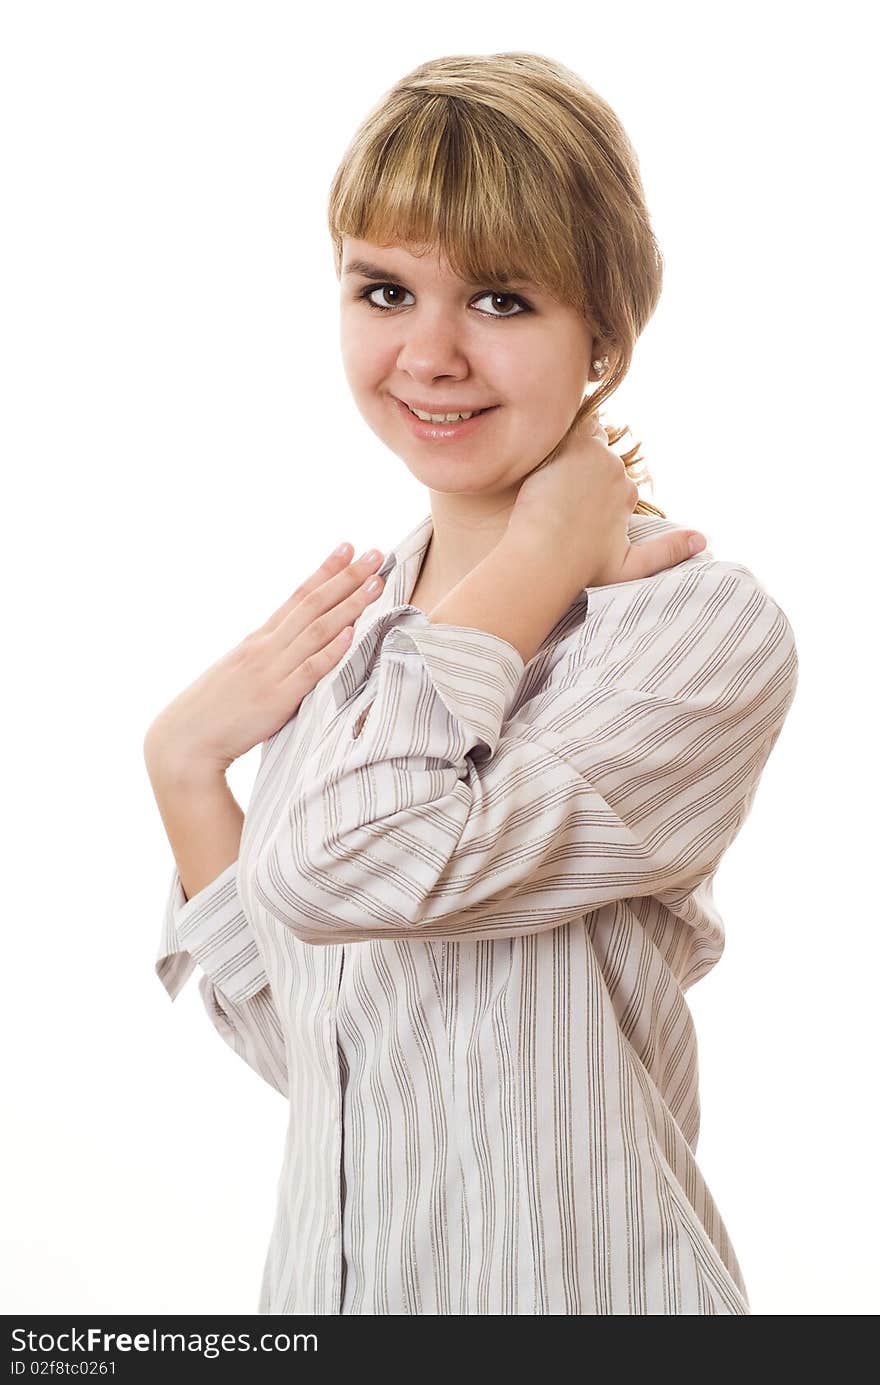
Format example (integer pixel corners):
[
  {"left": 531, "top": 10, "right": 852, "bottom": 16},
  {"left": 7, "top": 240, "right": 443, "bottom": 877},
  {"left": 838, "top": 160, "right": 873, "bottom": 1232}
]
[
  {"left": 497, "top": 525, "right": 584, "bottom": 605},
  {"left": 501, "top": 516, "right": 564, "bottom": 561},
  {"left": 426, "top": 529, "right": 578, "bottom": 666},
  {"left": 144, "top": 728, "right": 228, "bottom": 794}
]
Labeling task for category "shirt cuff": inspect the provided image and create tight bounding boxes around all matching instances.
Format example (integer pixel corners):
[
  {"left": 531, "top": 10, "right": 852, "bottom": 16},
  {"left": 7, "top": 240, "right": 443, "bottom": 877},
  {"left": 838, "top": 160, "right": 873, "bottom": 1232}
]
[
  {"left": 329, "top": 606, "right": 524, "bottom": 765},
  {"left": 155, "top": 858, "right": 271, "bottom": 1005}
]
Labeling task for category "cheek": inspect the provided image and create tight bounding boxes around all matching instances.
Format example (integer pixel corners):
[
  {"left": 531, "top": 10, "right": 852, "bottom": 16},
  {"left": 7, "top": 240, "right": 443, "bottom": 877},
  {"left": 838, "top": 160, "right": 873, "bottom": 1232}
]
[
  {"left": 340, "top": 312, "right": 375, "bottom": 364},
  {"left": 489, "top": 332, "right": 579, "bottom": 408},
  {"left": 341, "top": 329, "right": 394, "bottom": 393},
  {"left": 521, "top": 340, "right": 579, "bottom": 393}
]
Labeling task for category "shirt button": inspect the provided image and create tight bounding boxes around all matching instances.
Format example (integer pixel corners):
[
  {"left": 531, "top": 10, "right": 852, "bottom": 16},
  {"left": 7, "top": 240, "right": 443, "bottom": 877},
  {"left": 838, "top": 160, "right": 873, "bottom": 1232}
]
[{"left": 328, "top": 1212, "right": 339, "bottom": 1233}]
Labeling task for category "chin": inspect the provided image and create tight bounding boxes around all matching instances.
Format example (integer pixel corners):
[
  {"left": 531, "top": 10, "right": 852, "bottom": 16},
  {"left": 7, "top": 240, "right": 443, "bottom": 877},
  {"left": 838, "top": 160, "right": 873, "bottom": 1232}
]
[{"left": 399, "top": 454, "right": 516, "bottom": 496}]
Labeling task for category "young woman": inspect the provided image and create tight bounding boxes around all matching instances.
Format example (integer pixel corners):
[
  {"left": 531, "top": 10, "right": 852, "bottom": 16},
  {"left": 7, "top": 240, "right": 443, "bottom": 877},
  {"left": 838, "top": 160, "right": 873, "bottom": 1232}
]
[{"left": 146, "top": 52, "right": 798, "bottom": 1316}]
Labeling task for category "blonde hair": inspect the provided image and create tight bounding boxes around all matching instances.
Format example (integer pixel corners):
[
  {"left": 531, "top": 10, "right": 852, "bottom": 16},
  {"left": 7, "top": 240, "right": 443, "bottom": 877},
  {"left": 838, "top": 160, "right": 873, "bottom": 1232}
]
[{"left": 327, "top": 51, "right": 666, "bottom": 518}]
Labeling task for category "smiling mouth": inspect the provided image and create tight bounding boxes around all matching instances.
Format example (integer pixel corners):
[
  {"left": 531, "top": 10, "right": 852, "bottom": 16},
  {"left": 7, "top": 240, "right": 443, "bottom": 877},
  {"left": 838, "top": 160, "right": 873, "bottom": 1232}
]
[{"left": 399, "top": 400, "right": 496, "bottom": 418}]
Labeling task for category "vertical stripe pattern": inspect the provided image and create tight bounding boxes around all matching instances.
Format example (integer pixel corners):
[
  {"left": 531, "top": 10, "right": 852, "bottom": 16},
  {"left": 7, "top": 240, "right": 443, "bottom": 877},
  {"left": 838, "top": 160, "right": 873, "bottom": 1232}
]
[{"left": 155, "top": 509, "right": 798, "bottom": 1314}]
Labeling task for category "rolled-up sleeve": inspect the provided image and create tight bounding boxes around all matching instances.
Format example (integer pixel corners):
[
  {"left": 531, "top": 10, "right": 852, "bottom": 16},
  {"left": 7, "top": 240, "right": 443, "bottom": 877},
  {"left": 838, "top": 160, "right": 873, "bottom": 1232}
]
[
  {"left": 252, "top": 568, "right": 799, "bottom": 946},
  {"left": 156, "top": 859, "right": 288, "bottom": 1096},
  {"left": 347, "top": 612, "right": 525, "bottom": 757}
]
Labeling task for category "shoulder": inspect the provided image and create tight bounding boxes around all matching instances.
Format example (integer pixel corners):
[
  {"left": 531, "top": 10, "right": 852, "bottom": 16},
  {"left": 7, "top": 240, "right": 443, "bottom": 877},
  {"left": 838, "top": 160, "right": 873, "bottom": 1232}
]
[
  {"left": 588, "top": 512, "right": 795, "bottom": 629},
  {"left": 563, "top": 514, "right": 798, "bottom": 706}
]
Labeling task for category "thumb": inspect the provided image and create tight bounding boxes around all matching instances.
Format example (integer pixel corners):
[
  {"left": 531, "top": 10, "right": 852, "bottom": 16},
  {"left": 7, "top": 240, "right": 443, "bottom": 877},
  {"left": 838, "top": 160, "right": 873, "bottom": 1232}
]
[{"left": 619, "top": 529, "right": 706, "bottom": 582}]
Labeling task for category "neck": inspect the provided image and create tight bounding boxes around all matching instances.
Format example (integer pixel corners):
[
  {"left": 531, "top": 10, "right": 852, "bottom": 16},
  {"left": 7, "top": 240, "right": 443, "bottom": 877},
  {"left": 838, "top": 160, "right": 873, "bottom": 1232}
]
[{"left": 416, "top": 492, "right": 518, "bottom": 601}]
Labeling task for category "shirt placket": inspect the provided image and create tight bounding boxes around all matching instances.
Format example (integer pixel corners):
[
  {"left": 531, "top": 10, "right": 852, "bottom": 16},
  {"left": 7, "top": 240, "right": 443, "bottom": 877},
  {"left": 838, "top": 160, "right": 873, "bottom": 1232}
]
[{"left": 324, "top": 943, "right": 346, "bottom": 1311}]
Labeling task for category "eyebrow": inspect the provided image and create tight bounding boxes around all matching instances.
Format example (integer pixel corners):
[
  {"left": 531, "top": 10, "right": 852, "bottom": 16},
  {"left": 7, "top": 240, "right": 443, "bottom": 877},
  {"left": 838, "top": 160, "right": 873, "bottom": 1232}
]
[{"left": 342, "top": 258, "right": 533, "bottom": 288}]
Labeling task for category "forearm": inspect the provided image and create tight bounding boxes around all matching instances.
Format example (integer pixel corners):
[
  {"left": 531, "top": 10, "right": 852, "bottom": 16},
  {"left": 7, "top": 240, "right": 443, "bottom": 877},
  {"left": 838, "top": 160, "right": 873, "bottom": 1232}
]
[
  {"left": 425, "top": 531, "right": 579, "bottom": 665},
  {"left": 146, "top": 746, "right": 244, "bottom": 902}
]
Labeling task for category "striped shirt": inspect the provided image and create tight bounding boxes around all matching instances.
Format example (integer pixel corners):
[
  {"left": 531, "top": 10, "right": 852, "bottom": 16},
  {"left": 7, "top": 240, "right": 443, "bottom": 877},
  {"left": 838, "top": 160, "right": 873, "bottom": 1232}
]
[{"left": 155, "top": 508, "right": 798, "bottom": 1315}]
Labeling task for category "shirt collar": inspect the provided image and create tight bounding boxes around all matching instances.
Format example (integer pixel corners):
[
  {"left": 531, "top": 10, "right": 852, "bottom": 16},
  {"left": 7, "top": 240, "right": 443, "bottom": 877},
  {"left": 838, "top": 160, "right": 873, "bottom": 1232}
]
[
  {"left": 375, "top": 511, "right": 434, "bottom": 590},
  {"left": 326, "top": 512, "right": 434, "bottom": 710}
]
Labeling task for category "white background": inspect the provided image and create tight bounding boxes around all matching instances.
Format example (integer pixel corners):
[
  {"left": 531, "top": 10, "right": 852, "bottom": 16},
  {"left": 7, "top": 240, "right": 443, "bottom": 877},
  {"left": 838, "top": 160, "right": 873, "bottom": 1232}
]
[{"left": 2, "top": 0, "right": 876, "bottom": 1316}]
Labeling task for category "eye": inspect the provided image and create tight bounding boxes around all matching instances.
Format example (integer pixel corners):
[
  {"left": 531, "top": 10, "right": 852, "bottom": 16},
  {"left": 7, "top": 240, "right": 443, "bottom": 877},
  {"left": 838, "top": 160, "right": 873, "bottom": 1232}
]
[
  {"left": 361, "top": 283, "right": 414, "bottom": 311},
  {"left": 357, "top": 283, "right": 531, "bottom": 318},
  {"left": 473, "top": 290, "right": 529, "bottom": 318}
]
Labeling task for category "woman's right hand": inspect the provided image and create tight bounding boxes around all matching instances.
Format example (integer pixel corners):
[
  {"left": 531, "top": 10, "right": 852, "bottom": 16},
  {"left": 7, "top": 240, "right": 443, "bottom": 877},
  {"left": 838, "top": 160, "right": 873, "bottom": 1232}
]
[
  {"left": 508, "top": 410, "right": 705, "bottom": 591},
  {"left": 143, "top": 544, "right": 387, "bottom": 779}
]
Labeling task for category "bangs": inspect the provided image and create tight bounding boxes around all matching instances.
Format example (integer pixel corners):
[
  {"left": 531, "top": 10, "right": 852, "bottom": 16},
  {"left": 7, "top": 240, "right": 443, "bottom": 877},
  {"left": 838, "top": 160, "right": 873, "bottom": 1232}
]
[{"left": 328, "top": 96, "right": 585, "bottom": 310}]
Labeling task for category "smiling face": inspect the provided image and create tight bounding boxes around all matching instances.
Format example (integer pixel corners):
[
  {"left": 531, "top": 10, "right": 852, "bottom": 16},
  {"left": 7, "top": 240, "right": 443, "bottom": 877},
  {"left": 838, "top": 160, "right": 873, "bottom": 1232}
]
[{"left": 339, "top": 236, "right": 601, "bottom": 502}]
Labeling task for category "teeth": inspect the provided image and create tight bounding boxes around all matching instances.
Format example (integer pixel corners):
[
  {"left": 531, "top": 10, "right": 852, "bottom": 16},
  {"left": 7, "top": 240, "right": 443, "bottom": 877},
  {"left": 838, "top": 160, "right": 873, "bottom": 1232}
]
[{"left": 408, "top": 404, "right": 482, "bottom": 423}]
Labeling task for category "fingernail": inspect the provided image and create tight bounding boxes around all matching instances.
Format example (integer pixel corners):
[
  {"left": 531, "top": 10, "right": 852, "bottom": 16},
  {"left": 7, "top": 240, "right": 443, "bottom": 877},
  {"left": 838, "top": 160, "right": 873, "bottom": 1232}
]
[
  {"left": 333, "top": 542, "right": 351, "bottom": 557},
  {"left": 358, "top": 548, "right": 380, "bottom": 563},
  {"left": 687, "top": 533, "right": 706, "bottom": 555}
]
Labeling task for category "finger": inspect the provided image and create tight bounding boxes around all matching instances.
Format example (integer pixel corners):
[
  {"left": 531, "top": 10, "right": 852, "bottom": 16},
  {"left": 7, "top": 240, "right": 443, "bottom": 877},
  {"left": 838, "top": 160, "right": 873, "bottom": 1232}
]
[
  {"left": 285, "top": 621, "right": 357, "bottom": 694},
  {"left": 260, "top": 542, "right": 354, "bottom": 629},
  {"left": 262, "top": 544, "right": 383, "bottom": 633},
  {"left": 275, "top": 559, "right": 387, "bottom": 669},
  {"left": 619, "top": 530, "right": 706, "bottom": 582}
]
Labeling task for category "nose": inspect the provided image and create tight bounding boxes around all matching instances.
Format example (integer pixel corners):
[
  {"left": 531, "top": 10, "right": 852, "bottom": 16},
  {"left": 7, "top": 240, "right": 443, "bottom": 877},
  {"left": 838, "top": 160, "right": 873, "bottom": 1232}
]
[{"left": 394, "top": 305, "right": 475, "bottom": 378}]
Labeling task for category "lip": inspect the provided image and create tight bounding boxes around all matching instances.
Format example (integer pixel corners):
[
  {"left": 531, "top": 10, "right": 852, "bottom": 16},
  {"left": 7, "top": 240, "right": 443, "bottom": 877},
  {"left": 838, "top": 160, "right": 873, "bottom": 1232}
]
[{"left": 392, "top": 395, "right": 499, "bottom": 441}]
